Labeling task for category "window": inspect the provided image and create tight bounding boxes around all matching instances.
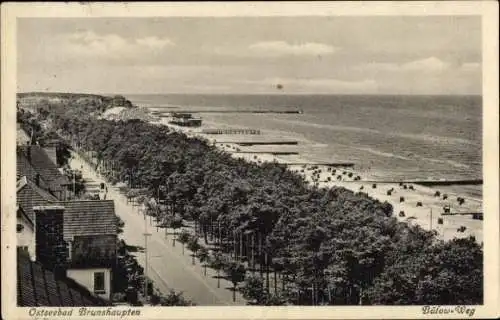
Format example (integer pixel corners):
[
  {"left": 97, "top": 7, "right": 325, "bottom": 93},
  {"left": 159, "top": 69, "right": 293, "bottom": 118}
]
[
  {"left": 17, "top": 224, "right": 24, "bottom": 233},
  {"left": 93, "top": 272, "right": 105, "bottom": 294}
]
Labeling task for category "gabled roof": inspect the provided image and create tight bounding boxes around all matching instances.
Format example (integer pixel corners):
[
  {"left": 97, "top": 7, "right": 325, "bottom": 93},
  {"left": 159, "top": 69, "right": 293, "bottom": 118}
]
[
  {"left": 17, "top": 176, "right": 59, "bottom": 222},
  {"left": 17, "top": 151, "right": 52, "bottom": 192},
  {"left": 17, "top": 249, "right": 110, "bottom": 306},
  {"left": 59, "top": 200, "right": 117, "bottom": 240},
  {"left": 17, "top": 145, "right": 70, "bottom": 190}
]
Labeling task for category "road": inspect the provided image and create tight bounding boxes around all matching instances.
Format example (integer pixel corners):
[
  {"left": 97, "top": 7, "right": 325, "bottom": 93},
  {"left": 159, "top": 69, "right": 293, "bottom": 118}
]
[{"left": 69, "top": 151, "right": 245, "bottom": 306}]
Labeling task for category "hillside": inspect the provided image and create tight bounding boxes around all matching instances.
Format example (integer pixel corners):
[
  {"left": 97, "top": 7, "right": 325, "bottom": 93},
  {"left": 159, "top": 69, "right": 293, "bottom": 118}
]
[{"left": 17, "top": 92, "right": 134, "bottom": 113}]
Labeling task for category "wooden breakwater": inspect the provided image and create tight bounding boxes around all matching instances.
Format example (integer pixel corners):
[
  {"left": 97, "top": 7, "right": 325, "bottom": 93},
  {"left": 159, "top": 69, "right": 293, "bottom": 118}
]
[
  {"left": 234, "top": 151, "right": 299, "bottom": 155},
  {"left": 158, "top": 109, "right": 303, "bottom": 115},
  {"left": 216, "top": 140, "right": 299, "bottom": 146},
  {"left": 284, "top": 162, "right": 356, "bottom": 168},
  {"left": 342, "top": 179, "right": 483, "bottom": 186},
  {"left": 202, "top": 128, "right": 261, "bottom": 135}
]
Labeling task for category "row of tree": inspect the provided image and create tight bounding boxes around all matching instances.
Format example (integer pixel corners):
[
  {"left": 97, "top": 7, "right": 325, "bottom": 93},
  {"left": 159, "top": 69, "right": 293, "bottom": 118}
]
[{"left": 32, "top": 96, "right": 483, "bottom": 305}]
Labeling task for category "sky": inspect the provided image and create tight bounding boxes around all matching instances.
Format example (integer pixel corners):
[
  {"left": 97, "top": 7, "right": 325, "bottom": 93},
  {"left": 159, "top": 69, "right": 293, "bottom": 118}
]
[{"left": 17, "top": 16, "right": 482, "bottom": 95}]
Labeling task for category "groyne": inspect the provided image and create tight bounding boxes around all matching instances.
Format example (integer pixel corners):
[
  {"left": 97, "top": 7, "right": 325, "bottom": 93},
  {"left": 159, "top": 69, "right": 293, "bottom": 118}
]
[
  {"left": 339, "top": 179, "right": 483, "bottom": 186},
  {"left": 234, "top": 151, "right": 299, "bottom": 156},
  {"left": 286, "top": 162, "right": 356, "bottom": 168},
  {"left": 216, "top": 140, "right": 299, "bottom": 146},
  {"left": 158, "top": 109, "right": 303, "bottom": 115},
  {"left": 202, "top": 128, "right": 261, "bottom": 135}
]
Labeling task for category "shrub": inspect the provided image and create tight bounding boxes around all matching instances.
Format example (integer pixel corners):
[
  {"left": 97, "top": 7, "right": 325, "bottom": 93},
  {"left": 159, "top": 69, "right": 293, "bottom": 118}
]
[
  {"left": 434, "top": 191, "right": 441, "bottom": 197},
  {"left": 443, "top": 194, "right": 448, "bottom": 200}
]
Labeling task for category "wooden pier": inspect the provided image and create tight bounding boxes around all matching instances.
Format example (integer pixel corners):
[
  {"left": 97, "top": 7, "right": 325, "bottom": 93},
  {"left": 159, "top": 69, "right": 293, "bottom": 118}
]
[
  {"left": 216, "top": 140, "right": 299, "bottom": 146},
  {"left": 283, "top": 162, "right": 356, "bottom": 168},
  {"left": 158, "top": 109, "right": 303, "bottom": 115},
  {"left": 202, "top": 128, "right": 261, "bottom": 135},
  {"left": 340, "top": 179, "right": 483, "bottom": 186},
  {"left": 233, "top": 151, "right": 299, "bottom": 156}
]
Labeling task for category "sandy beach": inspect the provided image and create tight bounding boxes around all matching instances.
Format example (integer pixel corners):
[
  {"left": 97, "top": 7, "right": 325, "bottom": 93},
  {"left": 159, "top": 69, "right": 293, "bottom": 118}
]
[{"left": 152, "top": 114, "right": 483, "bottom": 244}]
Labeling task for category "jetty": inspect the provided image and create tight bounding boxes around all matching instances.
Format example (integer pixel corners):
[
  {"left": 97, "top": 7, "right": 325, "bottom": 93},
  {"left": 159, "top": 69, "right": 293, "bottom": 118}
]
[
  {"left": 285, "top": 162, "right": 356, "bottom": 168},
  {"left": 339, "top": 179, "right": 483, "bottom": 186},
  {"left": 216, "top": 140, "right": 299, "bottom": 146},
  {"left": 233, "top": 151, "right": 299, "bottom": 156},
  {"left": 442, "top": 212, "right": 483, "bottom": 220},
  {"left": 202, "top": 128, "right": 261, "bottom": 135},
  {"left": 158, "top": 109, "right": 303, "bottom": 115}
]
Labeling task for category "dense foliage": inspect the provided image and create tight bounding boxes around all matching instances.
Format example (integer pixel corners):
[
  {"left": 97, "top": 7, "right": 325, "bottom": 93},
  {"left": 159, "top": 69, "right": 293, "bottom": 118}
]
[{"left": 22, "top": 94, "right": 483, "bottom": 305}]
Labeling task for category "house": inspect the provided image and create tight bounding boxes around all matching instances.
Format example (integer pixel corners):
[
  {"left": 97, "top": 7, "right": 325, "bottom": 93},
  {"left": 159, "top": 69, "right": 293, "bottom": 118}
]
[
  {"left": 17, "top": 176, "right": 59, "bottom": 225},
  {"left": 17, "top": 145, "right": 71, "bottom": 200},
  {"left": 17, "top": 248, "right": 110, "bottom": 306},
  {"left": 16, "top": 205, "right": 36, "bottom": 261},
  {"left": 59, "top": 200, "right": 117, "bottom": 300},
  {"left": 31, "top": 203, "right": 117, "bottom": 300}
]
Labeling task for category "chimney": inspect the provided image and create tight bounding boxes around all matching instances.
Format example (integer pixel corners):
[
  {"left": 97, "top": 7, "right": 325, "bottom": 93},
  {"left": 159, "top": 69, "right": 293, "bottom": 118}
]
[{"left": 33, "top": 206, "right": 67, "bottom": 278}]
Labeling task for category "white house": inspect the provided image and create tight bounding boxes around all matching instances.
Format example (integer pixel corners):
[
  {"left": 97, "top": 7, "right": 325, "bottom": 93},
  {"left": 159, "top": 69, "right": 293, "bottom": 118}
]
[{"left": 16, "top": 205, "right": 36, "bottom": 261}]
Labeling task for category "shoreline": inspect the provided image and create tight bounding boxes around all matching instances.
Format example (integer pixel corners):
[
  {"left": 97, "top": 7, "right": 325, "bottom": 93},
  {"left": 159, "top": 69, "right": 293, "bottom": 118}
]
[{"left": 151, "top": 115, "right": 482, "bottom": 244}]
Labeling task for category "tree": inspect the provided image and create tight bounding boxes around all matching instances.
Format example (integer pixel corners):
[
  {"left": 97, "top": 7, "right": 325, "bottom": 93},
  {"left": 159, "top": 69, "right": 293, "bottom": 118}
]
[
  {"left": 177, "top": 230, "right": 191, "bottom": 255},
  {"left": 224, "top": 261, "right": 246, "bottom": 302},
  {"left": 169, "top": 215, "right": 183, "bottom": 247},
  {"left": 363, "top": 237, "right": 482, "bottom": 305},
  {"left": 116, "top": 215, "right": 125, "bottom": 234},
  {"left": 197, "top": 246, "right": 209, "bottom": 276},
  {"left": 187, "top": 236, "right": 201, "bottom": 265},
  {"left": 240, "top": 274, "right": 268, "bottom": 305},
  {"left": 209, "top": 251, "right": 226, "bottom": 288},
  {"left": 159, "top": 290, "right": 194, "bottom": 306}
]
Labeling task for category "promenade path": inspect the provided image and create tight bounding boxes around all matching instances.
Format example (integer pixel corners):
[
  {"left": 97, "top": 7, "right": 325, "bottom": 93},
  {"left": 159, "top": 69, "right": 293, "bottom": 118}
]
[{"left": 68, "top": 151, "right": 245, "bottom": 306}]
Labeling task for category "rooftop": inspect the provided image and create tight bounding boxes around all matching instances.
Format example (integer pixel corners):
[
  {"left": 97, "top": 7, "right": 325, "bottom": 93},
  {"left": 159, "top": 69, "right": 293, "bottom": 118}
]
[
  {"left": 17, "top": 176, "right": 59, "bottom": 222},
  {"left": 17, "top": 249, "right": 110, "bottom": 307},
  {"left": 17, "top": 145, "right": 70, "bottom": 190},
  {"left": 58, "top": 200, "right": 117, "bottom": 240}
]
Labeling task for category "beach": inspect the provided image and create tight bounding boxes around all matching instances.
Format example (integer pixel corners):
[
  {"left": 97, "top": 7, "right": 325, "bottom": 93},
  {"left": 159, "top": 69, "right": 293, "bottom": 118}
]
[{"left": 150, "top": 113, "right": 483, "bottom": 244}]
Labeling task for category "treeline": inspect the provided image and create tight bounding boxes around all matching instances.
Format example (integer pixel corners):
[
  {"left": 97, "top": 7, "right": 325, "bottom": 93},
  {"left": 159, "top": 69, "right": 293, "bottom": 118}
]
[{"left": 41, "top": 100, "right": 482, "bottom": 305}]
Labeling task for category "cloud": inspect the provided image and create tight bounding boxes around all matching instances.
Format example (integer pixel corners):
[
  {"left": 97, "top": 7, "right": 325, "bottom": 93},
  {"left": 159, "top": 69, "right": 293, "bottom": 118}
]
[
  {"left": 135, "top": 36, "right": 175, "bottom": 50},
  {"left": 248, "top": 41, "right": 337, "bottom": 57},
  {"left": 460, "top": 62, "right": 481, "bottom": 72},
  {"left": 401, "top": 57, "right": 450, "bottom": 72},
  {"left": 49, "top": 31, "right": 175, "bottom": 61},
  {"left": 360, "top": 57, "right": 451, "bottom": 74},
  {"left": 212, "top": 41, "right": 338, "bottom": 58}
]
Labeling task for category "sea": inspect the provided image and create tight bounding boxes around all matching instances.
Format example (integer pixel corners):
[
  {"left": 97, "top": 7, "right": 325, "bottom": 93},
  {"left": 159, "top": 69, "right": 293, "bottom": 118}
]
[{"left": 127, "top": 94, "right": 482, "bottom": 199}]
